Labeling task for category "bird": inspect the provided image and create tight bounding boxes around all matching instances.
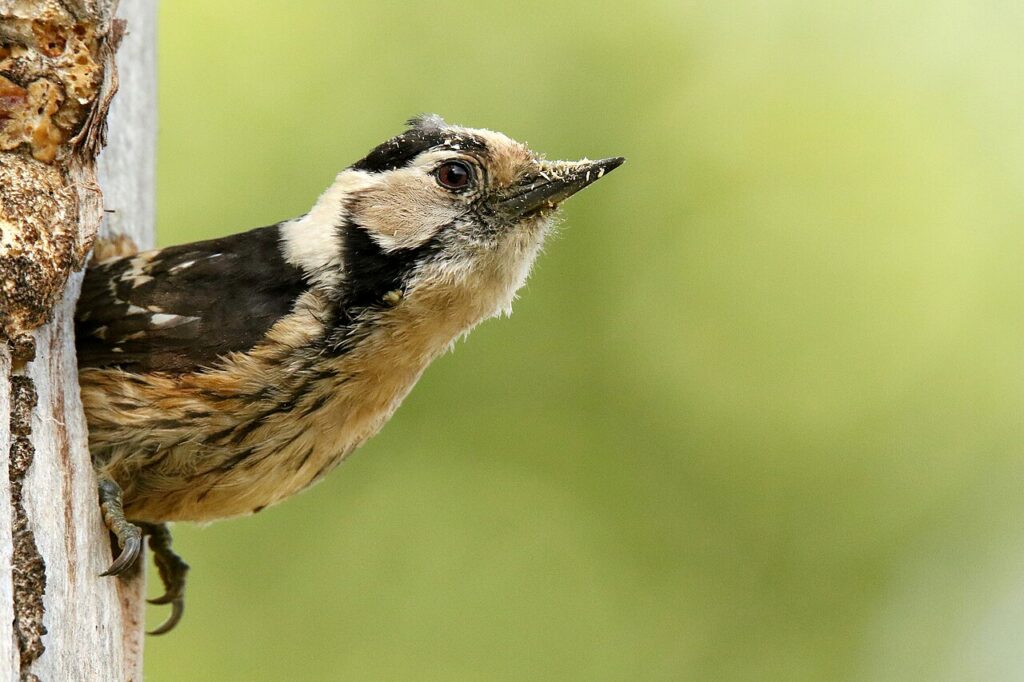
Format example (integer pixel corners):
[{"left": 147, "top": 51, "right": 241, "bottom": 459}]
[{"left": 75, "top": 114, "right": 623, "bottom": 633}]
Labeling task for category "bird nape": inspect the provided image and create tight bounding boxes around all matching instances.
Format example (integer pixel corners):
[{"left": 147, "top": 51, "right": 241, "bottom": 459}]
[{"left": 76, "top": 114, "right": 624, "bottom": 634}]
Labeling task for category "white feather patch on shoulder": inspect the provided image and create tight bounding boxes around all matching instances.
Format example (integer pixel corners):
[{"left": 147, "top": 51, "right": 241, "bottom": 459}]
[{"left": 280, "top": 170, "right": 375, "bottom": 289}]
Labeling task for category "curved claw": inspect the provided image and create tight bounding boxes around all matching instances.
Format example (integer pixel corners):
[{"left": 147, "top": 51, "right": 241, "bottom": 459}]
[
  {"left": 147, "top": 591, "right": 174, "bottom": 606},
  {"left": 100, "top": 534, "right": 142, "bottom": 576},
  {"left": 139, "top": 521, "right": 189, "bottom": 634},
  {"left": 147, "top": 598, "right": 184, "bottom": 635}
]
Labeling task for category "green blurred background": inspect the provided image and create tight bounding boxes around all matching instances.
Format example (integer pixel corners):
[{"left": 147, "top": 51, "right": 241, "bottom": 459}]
[{"left": 148, "top": 2, "right": 1024, "bottom": 680}]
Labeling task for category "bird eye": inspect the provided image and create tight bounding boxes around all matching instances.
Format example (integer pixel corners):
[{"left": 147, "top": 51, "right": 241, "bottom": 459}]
[{"left": 435, "top": 161, "right": 473, "bottom": 190}]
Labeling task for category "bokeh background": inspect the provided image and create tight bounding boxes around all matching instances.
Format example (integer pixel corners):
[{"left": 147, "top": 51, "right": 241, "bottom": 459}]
[{"left": 148, "top": 2, "right": 1024, "bottom": 680}]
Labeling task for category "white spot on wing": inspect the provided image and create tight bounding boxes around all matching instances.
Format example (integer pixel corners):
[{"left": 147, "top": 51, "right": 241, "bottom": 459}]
[{"left": 149, "top": 313, "right": 199, "bottom": 328}]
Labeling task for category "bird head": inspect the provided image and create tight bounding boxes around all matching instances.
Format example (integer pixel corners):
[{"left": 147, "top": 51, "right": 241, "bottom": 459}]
[{"left": 281, "top": 115, "right": 624, "bottom": 326}]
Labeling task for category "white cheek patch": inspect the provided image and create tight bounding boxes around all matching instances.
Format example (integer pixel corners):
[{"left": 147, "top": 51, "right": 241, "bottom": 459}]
[{"left": 354, "top": 154, "right": 464, "bottom": 252}]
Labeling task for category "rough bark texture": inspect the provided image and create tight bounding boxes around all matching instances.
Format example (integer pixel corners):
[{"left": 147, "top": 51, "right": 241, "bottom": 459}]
[{"left": 0, "top": 0, "right": 155, "bottom": 678}]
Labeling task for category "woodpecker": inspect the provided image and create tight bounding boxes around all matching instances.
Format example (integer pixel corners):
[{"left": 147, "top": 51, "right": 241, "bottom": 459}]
[{"left": 75, "top": 114, "right": 623, "bottom": 633}]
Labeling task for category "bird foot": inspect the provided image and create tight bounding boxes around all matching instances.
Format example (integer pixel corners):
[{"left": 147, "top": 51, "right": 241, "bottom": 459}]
[
  {"left": 140, "top": 522, "right": 189, "bottom": 635},
  {"left": 98, "top": 477, "right": 143, "bottom": 576},
  {"left": 97, "top": 478, "right": 190, "bottom": 634}
]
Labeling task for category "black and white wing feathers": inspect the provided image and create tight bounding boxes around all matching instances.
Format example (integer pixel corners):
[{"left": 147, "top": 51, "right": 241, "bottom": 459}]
[{"left": 76, "top": 225, "right": 308, "bottom": 374}]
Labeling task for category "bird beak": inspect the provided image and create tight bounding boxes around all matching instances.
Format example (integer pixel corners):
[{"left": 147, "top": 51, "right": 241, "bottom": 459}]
[{"left": 499, "top": 156, "right": 625, "bottom": 218}]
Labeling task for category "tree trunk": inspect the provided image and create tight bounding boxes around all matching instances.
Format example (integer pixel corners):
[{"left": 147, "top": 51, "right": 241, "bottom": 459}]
[{"left": 0, "top": 1, "right": 155, "bottom": 678}]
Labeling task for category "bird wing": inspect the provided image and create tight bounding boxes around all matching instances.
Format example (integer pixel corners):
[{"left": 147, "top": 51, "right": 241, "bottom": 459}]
[{"left": 76, "top": 224, "right": 308, "bottom": 374}]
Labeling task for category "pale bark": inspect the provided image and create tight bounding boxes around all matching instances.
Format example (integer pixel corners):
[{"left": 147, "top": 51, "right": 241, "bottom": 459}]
[{"left": 0, "top": 0, "right": 156, "bottom": 679}]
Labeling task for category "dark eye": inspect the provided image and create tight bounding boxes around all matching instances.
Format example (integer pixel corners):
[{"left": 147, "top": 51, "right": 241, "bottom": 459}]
[{"left": 436, "top": 161, "right": 473, "bottom": 190}]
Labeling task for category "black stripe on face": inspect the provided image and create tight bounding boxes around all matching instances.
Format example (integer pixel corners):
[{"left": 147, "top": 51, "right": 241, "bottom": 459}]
[
  {"left": 338, "top": 223, "right": 441, "bottom": 312},
  {"left": 351, "top": 123, "right": 487, "bottom": 174}
]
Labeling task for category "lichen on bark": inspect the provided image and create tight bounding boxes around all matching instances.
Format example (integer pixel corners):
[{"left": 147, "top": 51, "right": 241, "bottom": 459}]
[
  {"left": 0, "top": 0, "right": 118, "bottom": 341},
  {"left": 0, "top": 1, "right": 127, "bottom": 677}
]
